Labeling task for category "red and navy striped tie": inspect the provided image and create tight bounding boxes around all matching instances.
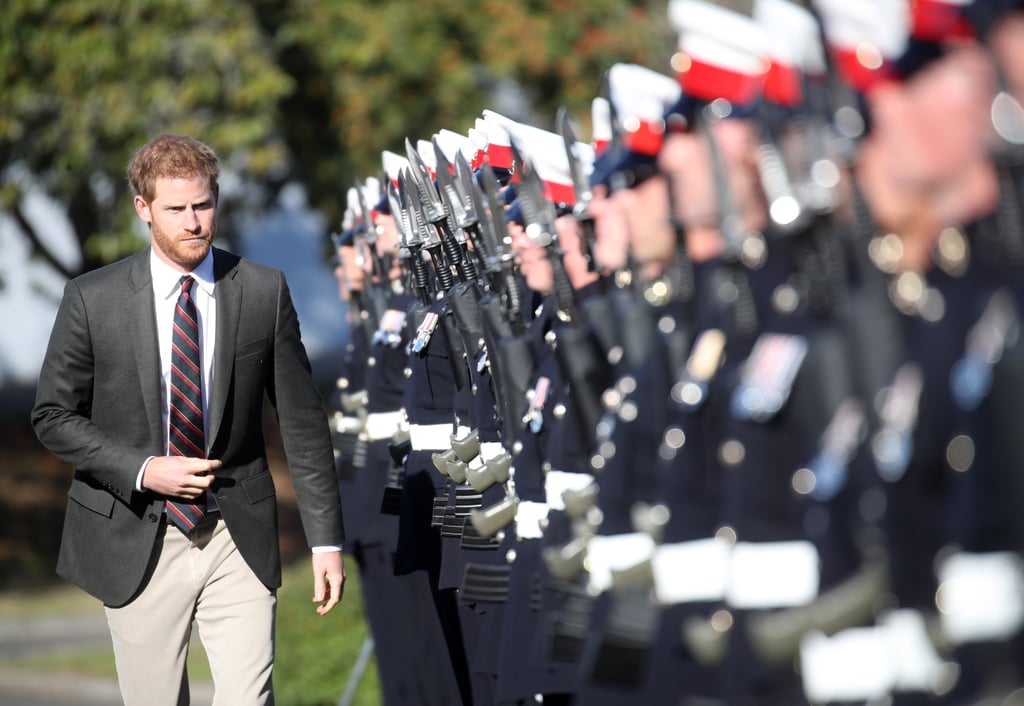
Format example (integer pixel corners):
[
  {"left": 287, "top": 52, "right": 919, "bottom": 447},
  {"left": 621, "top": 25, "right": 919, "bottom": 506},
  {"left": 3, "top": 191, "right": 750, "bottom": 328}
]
[{"left": 166, "top": 275, "right": 207, "bottom": 532}]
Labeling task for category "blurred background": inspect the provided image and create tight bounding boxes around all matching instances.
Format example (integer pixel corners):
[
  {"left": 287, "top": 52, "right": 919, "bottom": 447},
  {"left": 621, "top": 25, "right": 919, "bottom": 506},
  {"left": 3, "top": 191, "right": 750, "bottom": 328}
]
[{"left": 0, "top": 1, "right": 670, "bottom": 703}]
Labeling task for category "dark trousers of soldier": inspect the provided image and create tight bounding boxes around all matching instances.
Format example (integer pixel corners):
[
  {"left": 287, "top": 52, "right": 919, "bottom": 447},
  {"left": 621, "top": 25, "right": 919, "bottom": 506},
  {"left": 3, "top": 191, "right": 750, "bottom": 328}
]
[
  {"left": 341, "top": 438, "right": 466, "bottom": 706},
  {"left": 454, "top": 491, "right": 509, "bottom": 705},
  {"left": 396, "top": 448, "right": 474, "bottom": 705}
]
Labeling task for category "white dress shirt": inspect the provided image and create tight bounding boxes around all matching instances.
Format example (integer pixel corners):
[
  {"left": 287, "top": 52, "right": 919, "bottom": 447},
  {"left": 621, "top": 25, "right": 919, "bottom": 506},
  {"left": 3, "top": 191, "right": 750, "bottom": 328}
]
[
  {"left": 138, "top": 249, "right": 341, "bottom": 552},
  {"left": 137, "top": 250, "right": 217, "bottom": 508}
]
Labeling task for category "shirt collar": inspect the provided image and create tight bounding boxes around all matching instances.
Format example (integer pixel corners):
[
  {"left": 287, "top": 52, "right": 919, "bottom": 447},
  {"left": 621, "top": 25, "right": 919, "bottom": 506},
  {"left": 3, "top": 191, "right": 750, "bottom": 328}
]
[{"left": 150, "top": 248, "right": 215, "bottom": 300}]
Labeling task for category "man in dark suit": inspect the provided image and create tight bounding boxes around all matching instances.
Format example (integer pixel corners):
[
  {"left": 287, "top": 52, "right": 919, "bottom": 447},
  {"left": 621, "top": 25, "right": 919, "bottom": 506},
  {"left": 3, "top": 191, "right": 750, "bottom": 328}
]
[{"left": 31, "top": 134, "right": 346, "bottom": 705}]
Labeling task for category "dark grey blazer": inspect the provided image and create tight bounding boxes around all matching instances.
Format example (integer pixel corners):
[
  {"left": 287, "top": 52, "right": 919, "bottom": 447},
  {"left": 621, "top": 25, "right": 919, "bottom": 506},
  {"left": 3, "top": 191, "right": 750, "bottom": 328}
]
[{"left": 32, "top": 247, "right": 345, "bottom": 607}]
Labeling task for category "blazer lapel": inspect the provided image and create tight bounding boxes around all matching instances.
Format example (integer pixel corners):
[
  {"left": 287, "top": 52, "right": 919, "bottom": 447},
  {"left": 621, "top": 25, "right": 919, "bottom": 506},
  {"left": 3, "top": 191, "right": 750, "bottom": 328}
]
[
  {"left": 126, "top": 250, "right": 164, "bottom": 449},
  {"left": 207, "top": 248, "right": 241, "bottom": 453}
]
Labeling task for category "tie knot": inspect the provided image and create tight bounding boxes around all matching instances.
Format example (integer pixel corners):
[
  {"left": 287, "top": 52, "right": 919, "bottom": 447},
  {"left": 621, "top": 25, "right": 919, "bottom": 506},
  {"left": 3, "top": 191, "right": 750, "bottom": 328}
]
[{"left": 179, "top": 275, "right": 195, "bottom": 296}]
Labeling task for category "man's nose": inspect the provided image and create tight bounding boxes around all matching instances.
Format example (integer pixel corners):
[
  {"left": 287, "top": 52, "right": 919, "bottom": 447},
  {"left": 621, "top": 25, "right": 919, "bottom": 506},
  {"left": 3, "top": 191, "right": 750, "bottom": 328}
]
[{"left": 184, "top": 208, "right": 201, "bottom": 232}]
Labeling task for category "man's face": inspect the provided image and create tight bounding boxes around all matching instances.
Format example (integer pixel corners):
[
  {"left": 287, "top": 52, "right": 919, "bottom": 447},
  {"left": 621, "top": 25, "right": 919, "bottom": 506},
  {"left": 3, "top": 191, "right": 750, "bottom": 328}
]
[
  {"left": 135, "top": 175, "right": 217, "bottom": 272},
  {"left": 868, "top": 42, "right": 995, "bottom": 192},
  {"left": 617, "top": 173, "right": 674, "bottom": 272},
  {"left": 589, "top": 187, "right": 630, "bottom": 273},
  {"left": 336, "top": 245, "right": 366, "bottom": 302}
]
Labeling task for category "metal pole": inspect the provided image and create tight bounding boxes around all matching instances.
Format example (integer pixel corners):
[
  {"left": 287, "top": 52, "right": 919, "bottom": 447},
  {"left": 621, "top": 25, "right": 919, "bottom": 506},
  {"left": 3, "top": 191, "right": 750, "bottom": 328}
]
[{"left": 337, "top": 635, "right": 375, "bottom": 706}]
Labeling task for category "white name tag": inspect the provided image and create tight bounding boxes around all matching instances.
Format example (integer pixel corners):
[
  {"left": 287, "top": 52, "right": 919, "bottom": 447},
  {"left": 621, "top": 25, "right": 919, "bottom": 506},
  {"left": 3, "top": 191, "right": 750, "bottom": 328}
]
[
  {"left": 726, "top": 541, "right": 819, "bottom": 609},
  {"left": 586, "top": 532, "right": 656, "bottom": 594},
  {"left": 652, "top": 538, "right": 730, "bottom": 604}
]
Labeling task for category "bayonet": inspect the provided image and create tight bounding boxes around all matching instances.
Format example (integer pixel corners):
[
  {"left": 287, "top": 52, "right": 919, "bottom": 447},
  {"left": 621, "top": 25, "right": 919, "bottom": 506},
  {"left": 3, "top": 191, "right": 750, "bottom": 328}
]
[
  {"left": 509, "top": 136, "right": 579, "bottom": 323},
  {"left": 557, "top": 106, "right": 601, "bottom": 275},
  {"left": 557, "top": 107, "right": 593, "bottom": 222},
  {"left": 480, "top": 162, "right": 524, "bottom": 335},
  {"left": 432, "top": 137, "right": 480, "bottom": 283},
  {"left": 405, "top": 138, "right": 447, "bottom": 224},
  {"left": 393, "top": 174, "right": 435, "bottom": 304},
  {"left": 352, "top": 178, "right": 391, "bottom": 317},
  {"left": 401, "top": 166, "right": 455, "bottom": 292},
  {"left": 452, "top": 149, "right": 498, "bottom": 283}
]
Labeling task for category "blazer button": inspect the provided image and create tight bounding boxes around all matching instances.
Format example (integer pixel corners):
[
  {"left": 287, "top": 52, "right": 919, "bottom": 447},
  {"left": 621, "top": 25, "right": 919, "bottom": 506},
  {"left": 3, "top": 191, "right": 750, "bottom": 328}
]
[{"left": 148, "top": 513, "right": 159, "bottom": 523}]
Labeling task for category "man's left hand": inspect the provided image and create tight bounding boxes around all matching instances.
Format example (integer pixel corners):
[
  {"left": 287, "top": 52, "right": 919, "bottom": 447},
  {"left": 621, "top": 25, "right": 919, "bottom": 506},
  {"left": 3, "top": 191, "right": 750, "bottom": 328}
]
[{"left": 311, "top": 550, "right": 346, "bottom": 616}]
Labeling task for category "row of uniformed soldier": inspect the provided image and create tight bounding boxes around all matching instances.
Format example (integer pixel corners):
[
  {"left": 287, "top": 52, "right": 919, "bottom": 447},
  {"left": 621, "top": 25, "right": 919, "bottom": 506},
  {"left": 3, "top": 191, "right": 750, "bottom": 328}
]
[{"left": 327, "top": 0, "right": 1024, "bottom": 703}]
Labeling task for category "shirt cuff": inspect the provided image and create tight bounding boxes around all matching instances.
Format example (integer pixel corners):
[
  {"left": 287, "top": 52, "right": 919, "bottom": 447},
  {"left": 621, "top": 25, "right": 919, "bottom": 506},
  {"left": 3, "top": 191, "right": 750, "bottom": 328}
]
[
  {"left": 312, "top": 545, "right": 344, "bottom": 553},
  {"left": 136, "top": 456, "right": 154, "bottom": 492}
]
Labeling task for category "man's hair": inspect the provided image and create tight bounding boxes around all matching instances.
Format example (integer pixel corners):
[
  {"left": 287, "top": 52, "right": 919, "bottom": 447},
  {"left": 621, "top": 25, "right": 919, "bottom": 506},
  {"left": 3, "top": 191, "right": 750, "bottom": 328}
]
[{"left": 127, "top": 134, "right": 220, "bottom": 203}]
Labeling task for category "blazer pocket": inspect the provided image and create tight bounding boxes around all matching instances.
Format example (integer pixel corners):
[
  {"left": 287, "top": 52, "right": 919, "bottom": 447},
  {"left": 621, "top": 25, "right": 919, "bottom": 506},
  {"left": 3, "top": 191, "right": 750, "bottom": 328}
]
[
  {"left": 68, "top": 480, "right": 116, "bottom": 518},
  {"left": 242, "top": 470, "right": 276, "bottom": 504},
  {"left": 235, "top": 337, "right": 268, "bottom": 360}
]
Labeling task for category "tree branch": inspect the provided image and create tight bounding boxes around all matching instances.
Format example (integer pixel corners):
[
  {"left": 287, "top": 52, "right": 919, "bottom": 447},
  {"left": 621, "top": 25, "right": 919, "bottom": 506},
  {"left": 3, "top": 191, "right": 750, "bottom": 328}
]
[{"left": 10, "top": 200, "right": 78, "bottom": 281}]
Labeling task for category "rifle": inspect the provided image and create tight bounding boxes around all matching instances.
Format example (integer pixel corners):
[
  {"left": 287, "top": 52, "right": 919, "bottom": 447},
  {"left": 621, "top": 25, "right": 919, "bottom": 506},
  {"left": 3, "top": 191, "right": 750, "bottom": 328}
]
[
  {"left": 512, "top": 136, "right": 609, "bottom": 452},
  {"left": 351, "top": 179, "right": 391, "bottom": 329},
  {"left": 405, "top": 138, "right": 476, "bottom": 286}
]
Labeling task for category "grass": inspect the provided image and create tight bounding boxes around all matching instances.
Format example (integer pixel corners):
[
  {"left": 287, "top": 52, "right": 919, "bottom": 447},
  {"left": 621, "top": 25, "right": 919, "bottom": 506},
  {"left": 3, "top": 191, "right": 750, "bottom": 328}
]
[
  {"left": 1, "top": 561, "right": 383, "bottom": 706},
  {"left": 0, "top": 581, "right": 99, "bottom": 619}
]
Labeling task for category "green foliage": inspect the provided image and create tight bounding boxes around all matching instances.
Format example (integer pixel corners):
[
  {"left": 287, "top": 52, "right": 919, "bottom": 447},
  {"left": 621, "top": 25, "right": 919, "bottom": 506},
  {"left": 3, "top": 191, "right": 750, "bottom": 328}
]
[
  {"left": 1, "top": 0, "right": 673, "bottom": 273},
  {"left": 0, "top": 0, "right": 294, "bottom": 273},
  {"left": 279, "top": 0, "right": 672, "bottom": 226}
]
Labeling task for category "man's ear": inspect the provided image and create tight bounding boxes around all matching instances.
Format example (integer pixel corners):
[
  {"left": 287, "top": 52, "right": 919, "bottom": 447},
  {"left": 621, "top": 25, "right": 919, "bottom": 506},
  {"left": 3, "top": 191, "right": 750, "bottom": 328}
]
[{"left": 133, "top": 195, "right": 152, "bottom": 224}]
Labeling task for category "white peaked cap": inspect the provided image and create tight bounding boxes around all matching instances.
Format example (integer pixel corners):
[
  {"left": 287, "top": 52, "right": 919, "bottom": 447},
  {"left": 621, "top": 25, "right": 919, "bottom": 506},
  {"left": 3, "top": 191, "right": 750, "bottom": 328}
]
[
  {"left": 668, "top": 0, "right": 770, "bottom": 104},
  {"left": 382, "top": 150, "right": 410, "bottom": 184},
  {"left": 360, "top": 176, "right": 380, "bottom": 214},
  {"left": 415, "top": 138, "right": 437, "bottom": 174},
  {"left": 812, "top": 0, "right": 910, "bottom": 57},
  {"left": 591, "top": 96, "right": 613, "bottom": 154},
  {"left": 605, "top": 63, "right": 680, "bottom": 156},
  {"left": 755, "top": 0, "right": 826, "bottom": 75},
  {"left": 483, "top": 111, "right": 589, "bottom": 205},
  {"left": 606, "top": 63, "right": 681, "bottom": 126},
  {"left": 435, "top": 129, "right": 473, "bottom": 165}
]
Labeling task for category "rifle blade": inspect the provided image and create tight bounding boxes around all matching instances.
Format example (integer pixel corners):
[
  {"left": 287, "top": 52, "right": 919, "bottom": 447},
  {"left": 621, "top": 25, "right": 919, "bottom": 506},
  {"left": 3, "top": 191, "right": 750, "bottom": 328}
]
[
  {"left": 405, "top": 138, "right": 447, "bottom": 224},
  {"left": 508, "top": 136, "right": 555, "bottom": 248},
  {"left": 557, "top": 107, "right": 593, "bottom": 221},
  {"left": 433, "top": 137, "right": 471, "bottom": 232}
]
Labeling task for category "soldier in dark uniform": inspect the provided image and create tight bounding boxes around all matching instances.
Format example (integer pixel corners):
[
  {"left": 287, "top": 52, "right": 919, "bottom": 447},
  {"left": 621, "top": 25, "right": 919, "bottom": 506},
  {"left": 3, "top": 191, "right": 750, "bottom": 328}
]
[
  {"left": 344, "top": 183, "right": 472, "bottom": 706},
  {"left": 495, "top": 191, "right": 603, "bottom": 706},
  {"left": 384, "top": 156, "right": 476, "bottom": 704}
]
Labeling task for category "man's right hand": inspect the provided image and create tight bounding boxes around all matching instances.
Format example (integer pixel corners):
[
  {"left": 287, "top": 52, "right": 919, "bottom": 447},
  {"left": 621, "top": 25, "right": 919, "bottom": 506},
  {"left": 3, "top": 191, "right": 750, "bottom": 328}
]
[{"left": 141, "top": 456, "right": 221, "bottom": 499}]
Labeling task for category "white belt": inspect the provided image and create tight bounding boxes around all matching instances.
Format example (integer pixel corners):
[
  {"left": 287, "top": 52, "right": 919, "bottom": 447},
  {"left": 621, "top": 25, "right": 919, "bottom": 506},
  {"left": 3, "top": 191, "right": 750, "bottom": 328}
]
[
  {"left": 480, "top": 441, "right": 505, "bottom": 459},
  {"left": 586, "top": 532, "right": 657, "bottom": 594},
  {"left": 727, "top": 540, "right": 819, "bottom": 609},
  {"left": 937, "top": 550, "right": 1024, "bottom": 644},
  {"left": 800, "top": 609, "right": 951, "bottom": 702},
  {"left": 653, "top": 538, "right": 730, "bottom": 605},
  {"left": 408, "top": 423, "right": 469, "bottom": 451},
  {"left": 362, "top": 410, "right": 406, "bottom": 441},
  {"left": 544, "top": 471, "right": 595, "bottom": 511},
  {"left": 514, "top": 500, "right": 549, "bottom": 540},
  {"left": 408, "top": 423, "right": 453, "bottom": 451},
  {"left": 651, "top": 539, "right": 819, "bottom": 609}
]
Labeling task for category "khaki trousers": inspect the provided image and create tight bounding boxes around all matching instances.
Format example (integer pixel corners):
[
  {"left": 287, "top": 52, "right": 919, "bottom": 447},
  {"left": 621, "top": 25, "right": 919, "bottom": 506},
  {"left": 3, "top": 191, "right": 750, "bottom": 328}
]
[{"left": 105, "top": 514, "right": 277, "bottom": 705}]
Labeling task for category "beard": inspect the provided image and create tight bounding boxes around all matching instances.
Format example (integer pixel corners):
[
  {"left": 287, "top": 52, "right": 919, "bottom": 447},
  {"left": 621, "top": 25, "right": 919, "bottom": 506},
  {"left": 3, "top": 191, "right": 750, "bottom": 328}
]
[{"left": 151, "top": 219, "right": 215, "bottom": 271}]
